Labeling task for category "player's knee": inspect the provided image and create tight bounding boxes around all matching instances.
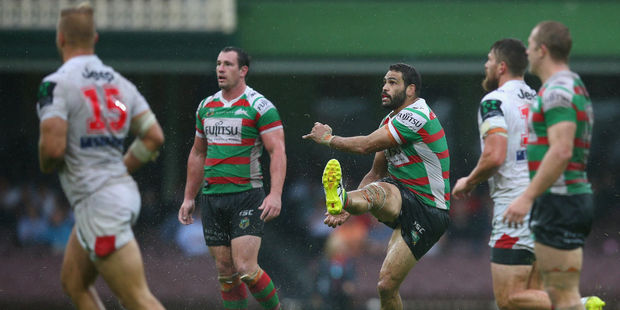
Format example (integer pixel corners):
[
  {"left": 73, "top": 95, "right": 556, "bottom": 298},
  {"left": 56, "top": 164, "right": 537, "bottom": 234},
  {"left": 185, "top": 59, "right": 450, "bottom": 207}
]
[
  {"left": 360, "top": 182, "right": 388, "bottom": 211},
  {"left": 239, "top": 268, "right": 262, "bottom": 284},
  {"left": 376, "top": 276, "right": 398, "bottom": 298}
]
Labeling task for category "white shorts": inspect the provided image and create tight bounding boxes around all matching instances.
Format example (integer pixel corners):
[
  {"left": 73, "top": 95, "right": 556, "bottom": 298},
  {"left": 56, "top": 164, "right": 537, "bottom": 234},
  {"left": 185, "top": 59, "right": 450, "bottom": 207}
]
[
  {"left": 488, "top": 200, "right": 534, "bottom": 252},
  {"left": 74, "top": 176, "right": 140, "bottom": 260}
]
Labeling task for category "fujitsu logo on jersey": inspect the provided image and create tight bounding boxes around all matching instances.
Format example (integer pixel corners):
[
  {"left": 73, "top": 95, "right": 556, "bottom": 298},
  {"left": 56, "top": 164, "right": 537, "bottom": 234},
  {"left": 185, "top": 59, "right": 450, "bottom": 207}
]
[
  {"left": 82, "top": 67, "right": 114, "bottom": 83},
  {"left": 397, "top": 111, "right": 425, "bottom": 130},
  {"left": 204, "top": 118, "right": 242, "bottom": 144},
  {"left": 205, "top": 120, "right": 239, "bottom": 135}
]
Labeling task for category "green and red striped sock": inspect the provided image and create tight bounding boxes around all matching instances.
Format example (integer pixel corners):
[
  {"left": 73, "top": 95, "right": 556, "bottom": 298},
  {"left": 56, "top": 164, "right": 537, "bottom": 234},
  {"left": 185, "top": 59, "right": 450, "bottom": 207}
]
[
  {"left": 242, "top": 268, "right": 280, "bottom": 310},
  {"left": 219, "top": 274, "right": 248, "bottom": 310}
]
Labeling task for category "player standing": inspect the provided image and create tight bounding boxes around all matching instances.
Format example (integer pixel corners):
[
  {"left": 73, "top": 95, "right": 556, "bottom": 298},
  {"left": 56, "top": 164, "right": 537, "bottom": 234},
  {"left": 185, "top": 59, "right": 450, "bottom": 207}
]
[
  {"left": 452, "top": 38, "right": 551, "bottom": 310},
  {"left": 504, "top": 21, "right": 604, "bottom": 310},
  {"left": 37, "top": 2, "right": 165, "bottom": 309},
  {"left": 178, "top": 46, "right": 285, "bottom": 310}
]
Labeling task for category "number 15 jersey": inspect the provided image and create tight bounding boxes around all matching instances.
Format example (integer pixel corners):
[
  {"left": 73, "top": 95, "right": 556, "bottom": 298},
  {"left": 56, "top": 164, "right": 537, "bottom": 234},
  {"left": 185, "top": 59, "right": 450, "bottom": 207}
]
[{"left": 36, "top": 55, "right": 151, "bottom": 206}]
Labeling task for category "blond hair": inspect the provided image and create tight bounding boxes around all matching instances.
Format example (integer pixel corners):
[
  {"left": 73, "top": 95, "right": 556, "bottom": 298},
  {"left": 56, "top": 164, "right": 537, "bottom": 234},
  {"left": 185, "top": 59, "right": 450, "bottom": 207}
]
[{"left": 58, "top": 2, "right": 96, "bottom": 48}]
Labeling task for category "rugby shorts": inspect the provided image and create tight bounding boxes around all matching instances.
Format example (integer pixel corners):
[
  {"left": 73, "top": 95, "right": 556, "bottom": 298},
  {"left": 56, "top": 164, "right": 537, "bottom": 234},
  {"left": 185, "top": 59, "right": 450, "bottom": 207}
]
[
  {"left": 200, "top": 188, "right": 266, "bottom": 246},
  {"left": 530, "top": 193, "right": 593, "bottom": 250},
  {"left": 489, "top": 200, "right": 535, "bottom": 265},
  {"left": 74, "top": 175, "right": 140, "bottom": 260},
  {"left": 378, "top": 177, "right": 450, "bottom": 260}
]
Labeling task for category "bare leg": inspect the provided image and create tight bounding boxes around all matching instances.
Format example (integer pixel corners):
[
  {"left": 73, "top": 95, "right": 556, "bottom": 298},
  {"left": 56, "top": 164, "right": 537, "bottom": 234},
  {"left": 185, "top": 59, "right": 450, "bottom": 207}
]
[
  {"left": 346, "top": 182, "right": 402, "bottom": 223},
  {"left": 535, "top": 242, "right": 584, "bottom": 310},
  {"left": 95, "top": 239, "right": 164, "bottom": 310},
  {"left": 60, "top": 228, "right": 105, "bottom": 310},
  {"left": 377, "top": 228, "right": 417, "bottom": 310},
  {"left": 491, "top": 262, "right": 551, "bottom": 309}
]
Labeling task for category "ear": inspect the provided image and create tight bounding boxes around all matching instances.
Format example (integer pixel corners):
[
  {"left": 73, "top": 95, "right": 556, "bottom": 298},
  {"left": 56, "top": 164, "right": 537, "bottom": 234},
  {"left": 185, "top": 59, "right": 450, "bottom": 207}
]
[
  {"left": 239, "top": 65, "right": 249, "bottom": 78},
  {"left": 498, "top": 61, "right": 507, "bottom": 75},
  {"left": 93, "top": 32, "right": 99, "bottom": 44},
  {"left": 406, "top": 84, "right": 416, "bottom": 97},
  {"left": 539, "top": 44, "right": 549, "bottom": 58}
]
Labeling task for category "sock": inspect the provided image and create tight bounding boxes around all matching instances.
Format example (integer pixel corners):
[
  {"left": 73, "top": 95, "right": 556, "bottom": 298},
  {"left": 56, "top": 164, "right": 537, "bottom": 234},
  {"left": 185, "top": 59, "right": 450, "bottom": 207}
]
[
  {"left": 219, "top": 274, "right": 248, "bottom": 310},
  {"left": 241, "top": 268, "right": 280, "bottom": 310}
]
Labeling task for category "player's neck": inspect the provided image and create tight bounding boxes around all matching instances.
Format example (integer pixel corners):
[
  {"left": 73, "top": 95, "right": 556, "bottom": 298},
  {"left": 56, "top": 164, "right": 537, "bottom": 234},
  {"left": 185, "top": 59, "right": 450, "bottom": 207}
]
[
  {"left": 221, "top": 82, "right": 247, "bottom": 101},
  {"left": 392, "top": 97, "right": 419, "bottom": 115},
  {"left": 498, "top": 74, "right": 523, "bottom": 88},
  {"left": 539, "top": 61, "right": 570, "bottom": 84},
  {"left": 62, "top": 48, "right": 95, "bottom": 63}
]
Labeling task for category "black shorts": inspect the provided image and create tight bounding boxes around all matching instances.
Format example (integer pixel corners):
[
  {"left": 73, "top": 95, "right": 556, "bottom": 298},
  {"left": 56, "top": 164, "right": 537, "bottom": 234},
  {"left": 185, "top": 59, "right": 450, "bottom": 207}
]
[
  {"left": 529, "top": 193, "right": 593, "bottom": 250},
  {"left": 379, "top": 177, "right": 451, "bottom": 260},
  {"left": 491, "top": 248, "right": 535, "bottom": 265},
  {"left": 200, "top": 188, "right": 266, "bottom": 246}
]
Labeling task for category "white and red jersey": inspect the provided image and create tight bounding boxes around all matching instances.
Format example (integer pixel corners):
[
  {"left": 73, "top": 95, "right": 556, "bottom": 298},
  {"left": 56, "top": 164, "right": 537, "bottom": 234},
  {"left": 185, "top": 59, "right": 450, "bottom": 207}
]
[
  {"left": 36, "top": 55, "right": 150, "bottom": 206},
  {"left": 478, "top": 80, "right": 536, "bottom": 205}
]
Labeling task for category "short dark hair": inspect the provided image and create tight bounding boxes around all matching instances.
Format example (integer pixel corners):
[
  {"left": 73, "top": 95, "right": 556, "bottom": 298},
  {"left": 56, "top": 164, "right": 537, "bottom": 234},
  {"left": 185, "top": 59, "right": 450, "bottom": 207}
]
[
  {"left": 533, "top": 21, "right": 572, "bottom": 62},
  {"left": 389, "top": 63, "right": 422, "bottom": 96},
  {"left": 490, "top": 38, "right": 528, "bottom": 76},
  {"left": 221, "top": 46, "right": 251, "bottom": 70}
]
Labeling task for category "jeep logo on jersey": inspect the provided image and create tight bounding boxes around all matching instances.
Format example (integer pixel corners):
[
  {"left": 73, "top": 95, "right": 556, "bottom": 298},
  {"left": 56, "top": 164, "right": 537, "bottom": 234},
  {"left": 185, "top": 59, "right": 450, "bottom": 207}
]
[
  {"left": 204, "top": 118, "right": 242, "bottom": 144},
  {"left": 517, "top": 88, "right": 536, "bottom": 100},
  {"left": 397, "top": 111, "right": 425, "bottom": 131},
  {"left": 82, "top": 67, "right": 114, "bottom": 83}
]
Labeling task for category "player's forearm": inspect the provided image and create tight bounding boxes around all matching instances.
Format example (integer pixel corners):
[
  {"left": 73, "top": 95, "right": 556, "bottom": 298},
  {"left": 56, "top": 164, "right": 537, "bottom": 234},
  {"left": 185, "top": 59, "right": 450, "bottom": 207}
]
[
  {"left": 268, "top": 147, "right": 287, "bottom": 196},
  {"left": 523, "top": 143, "right": 571, "bottom": 199},
  {"left": 467, "top": 153, "right": 502, "bottom": 186},
  {"left": 358, "top": 170, "right": 385, "bottom": 189},
  {"left": 38, "top": 140, "right": 65, "bottom": 173},
  {"left": 330, "top": 135, "right": 377, "bottom": 154},
  {"left": 183, "top": 148, "right": 206, "bottom": 201}
]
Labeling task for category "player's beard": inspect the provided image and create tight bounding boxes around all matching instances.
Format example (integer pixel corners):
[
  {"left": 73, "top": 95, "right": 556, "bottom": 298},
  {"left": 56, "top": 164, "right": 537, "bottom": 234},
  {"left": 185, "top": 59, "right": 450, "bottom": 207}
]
[
  {"left": 482, "top": 72, "right": 499, "bottom": 92},
  {"left": 382, "top": 89, "right": 406, "bottom": 110}
]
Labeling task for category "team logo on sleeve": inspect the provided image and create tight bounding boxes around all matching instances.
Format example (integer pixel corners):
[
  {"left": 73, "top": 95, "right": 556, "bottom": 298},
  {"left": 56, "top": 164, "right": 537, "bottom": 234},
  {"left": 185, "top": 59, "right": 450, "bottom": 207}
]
[
  {"left": 480, "top": 99, "right": 503, "bottom": 121},
  {"left": 37, "top": 81, "right": 56, "bottom": 109},
  {"left": 253, "top": 98, "right": 275, "bottom": 115}
]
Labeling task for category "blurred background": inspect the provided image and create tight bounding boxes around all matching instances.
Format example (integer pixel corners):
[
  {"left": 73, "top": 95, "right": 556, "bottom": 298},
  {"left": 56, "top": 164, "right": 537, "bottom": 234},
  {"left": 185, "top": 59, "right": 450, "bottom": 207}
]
[{"left": 1, "top": 0, "right": 619, "bottom": 309}]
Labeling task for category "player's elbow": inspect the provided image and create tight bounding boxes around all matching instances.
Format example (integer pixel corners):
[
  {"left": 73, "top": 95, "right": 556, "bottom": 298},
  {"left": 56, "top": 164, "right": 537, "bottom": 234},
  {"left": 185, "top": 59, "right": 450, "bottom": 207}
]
[{"left": 552, "top": 143, "right": 573, "bottom": 162}]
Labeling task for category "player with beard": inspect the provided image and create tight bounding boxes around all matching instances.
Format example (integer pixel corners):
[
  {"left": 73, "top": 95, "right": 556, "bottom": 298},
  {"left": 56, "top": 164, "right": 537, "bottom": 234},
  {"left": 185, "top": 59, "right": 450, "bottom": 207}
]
[
  {"left": 304, "top": 63, "right": 451, "bottom": 309},
  {"left": 452, "top": 39, "right": 551, "bottom": 310}
]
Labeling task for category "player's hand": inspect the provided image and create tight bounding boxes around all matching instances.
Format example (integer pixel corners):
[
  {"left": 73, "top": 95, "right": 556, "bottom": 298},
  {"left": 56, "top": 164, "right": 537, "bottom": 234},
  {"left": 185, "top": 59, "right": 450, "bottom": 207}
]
[
  {"left": 259, "top": 193, "right": 281, "bottom": 222},
  {"left": 302, "top": 122, "right": 334, "bottom": 146},
  {"left": 324, "top": 210, "right": 351, "bottom": 228},
  {"left": 178, "top": 199, "right": 196, "bottom": 225},
  {"left": 503, "top": 195, "right": 533, "bottom": 228},
  {"left": 452, "top": 176, "right": 475, "bottom": 200}
]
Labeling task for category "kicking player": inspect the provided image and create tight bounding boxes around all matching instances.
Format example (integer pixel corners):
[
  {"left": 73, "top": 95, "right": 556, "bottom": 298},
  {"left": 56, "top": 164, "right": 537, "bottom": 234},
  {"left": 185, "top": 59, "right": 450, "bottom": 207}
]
[
  {"left": 452, "top": 38, "right": 551, "bottom": 310},
  {"left": 178, "top": 46, "right": 285, "bottom": 310},
  {"left": 37, "top": 2, "right": 164, "bottom": 309},
  {"left": 504, "top": 21, "right": 604, "bottom": 310},
  {"left": 304, "top": 63, "right": 451, "bottom": 310}
]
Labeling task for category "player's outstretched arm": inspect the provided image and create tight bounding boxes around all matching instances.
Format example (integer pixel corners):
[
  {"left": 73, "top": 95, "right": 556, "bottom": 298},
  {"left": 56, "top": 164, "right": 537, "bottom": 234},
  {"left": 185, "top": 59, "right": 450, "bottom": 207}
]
[
  {"left": 258, "top": 128, "right": 286, "bottom": 222},
  {"left": 39, "top": 117, "right": 67, "bottom": 173},
  {"left": 178, "top": 135, "right": 208, "bottom": 225},
  {"left": 124, "top": 110, "right": 164, "bottom": 173},
  {"left": 303, "top": 122, "right": 397, "bottom": 154}
]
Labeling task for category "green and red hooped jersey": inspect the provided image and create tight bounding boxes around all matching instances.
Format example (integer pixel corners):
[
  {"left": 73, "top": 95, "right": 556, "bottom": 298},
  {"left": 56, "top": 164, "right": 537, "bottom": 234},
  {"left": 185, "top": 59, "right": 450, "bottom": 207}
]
[
  {"left": 195, "top": 86, "right": 283, "bottom": 194},
  {"left": 381, "top": 98, "right": 451, "bottom": 210},
  {"left": 527, "top": 70, "right": 593, "bottom": 195}
]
